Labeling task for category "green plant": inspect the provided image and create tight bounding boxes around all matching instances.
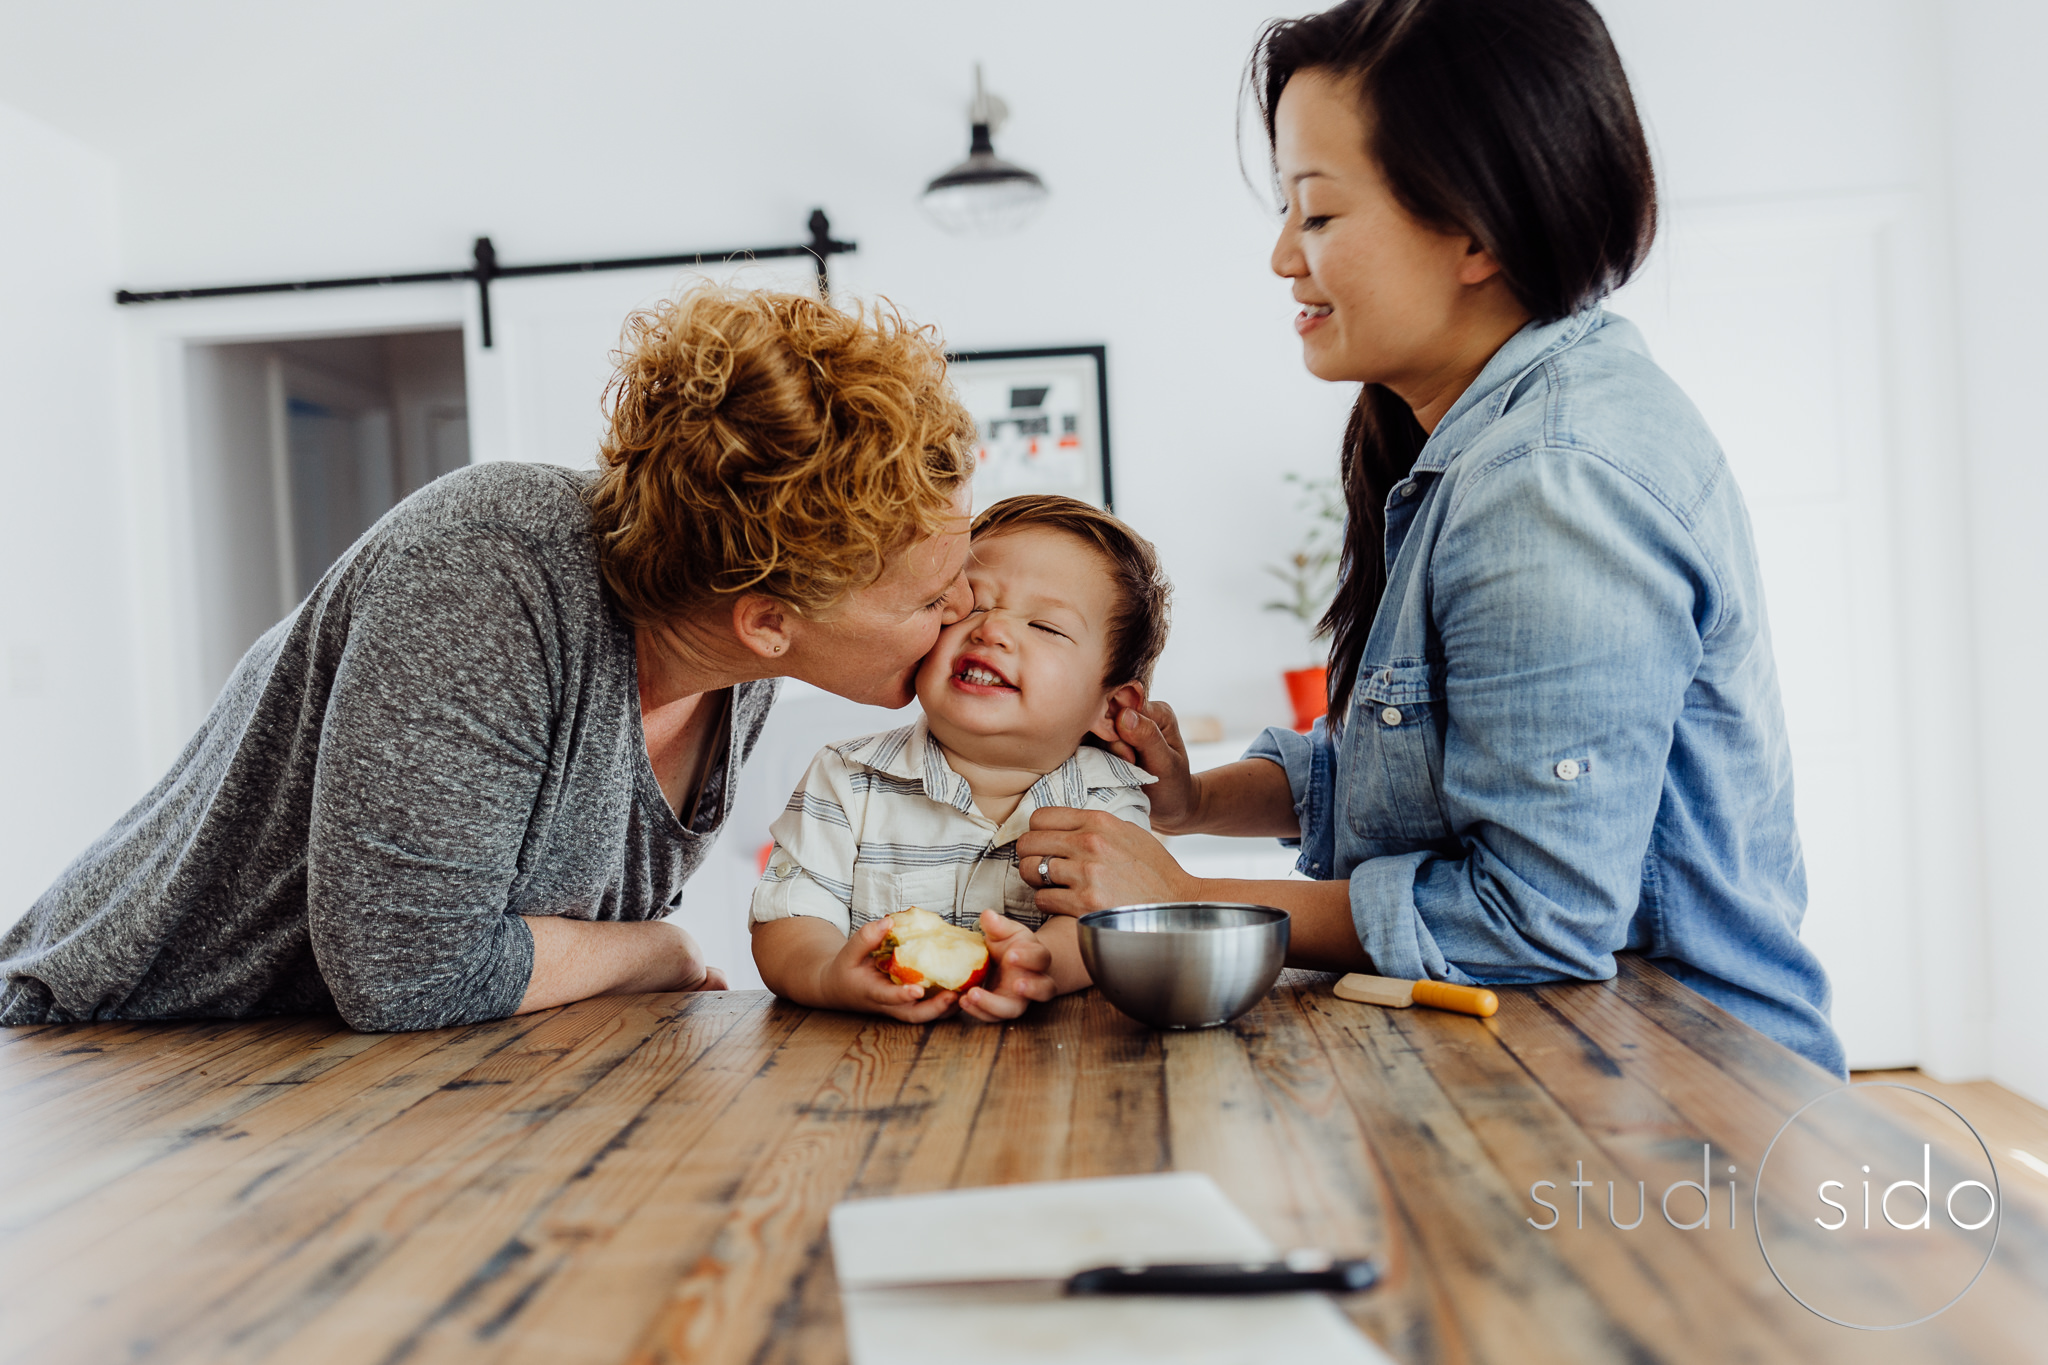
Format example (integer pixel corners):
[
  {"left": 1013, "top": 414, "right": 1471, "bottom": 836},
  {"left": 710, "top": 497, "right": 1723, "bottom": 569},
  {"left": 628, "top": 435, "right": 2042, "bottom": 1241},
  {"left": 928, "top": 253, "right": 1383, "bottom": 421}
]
[{"left": 1263, "top": 473, "right": 1346, "bottom": 635}]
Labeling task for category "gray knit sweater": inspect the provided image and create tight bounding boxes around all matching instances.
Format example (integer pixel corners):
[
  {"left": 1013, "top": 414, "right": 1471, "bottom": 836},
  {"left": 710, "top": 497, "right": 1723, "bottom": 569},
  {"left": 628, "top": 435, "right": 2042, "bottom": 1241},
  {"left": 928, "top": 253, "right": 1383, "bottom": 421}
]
[{"left": 0, "top": 462, "right": 775, "bottom": 1031}]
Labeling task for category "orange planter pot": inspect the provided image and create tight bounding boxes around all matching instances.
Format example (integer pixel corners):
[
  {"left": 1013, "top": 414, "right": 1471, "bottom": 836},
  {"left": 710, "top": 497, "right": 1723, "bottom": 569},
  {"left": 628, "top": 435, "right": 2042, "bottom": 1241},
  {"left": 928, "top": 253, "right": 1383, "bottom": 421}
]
[{"left": 1283, "top": 665, "right": 1328, "bottom": 733}]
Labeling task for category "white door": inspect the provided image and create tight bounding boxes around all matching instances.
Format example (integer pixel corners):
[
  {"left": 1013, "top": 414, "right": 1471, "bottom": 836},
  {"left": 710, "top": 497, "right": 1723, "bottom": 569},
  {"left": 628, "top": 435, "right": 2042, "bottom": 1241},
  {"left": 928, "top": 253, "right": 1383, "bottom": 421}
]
[{"left": 1609, "top": 198, "right": 1919, "bottom": 1068}]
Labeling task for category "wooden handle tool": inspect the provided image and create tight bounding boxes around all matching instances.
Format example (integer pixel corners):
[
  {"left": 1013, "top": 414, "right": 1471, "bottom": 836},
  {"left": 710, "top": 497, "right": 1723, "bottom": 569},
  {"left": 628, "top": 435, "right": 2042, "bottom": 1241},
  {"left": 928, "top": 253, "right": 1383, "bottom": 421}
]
[{"left": 1334, "top": 973, "right": 1498, "bottom": 1018}]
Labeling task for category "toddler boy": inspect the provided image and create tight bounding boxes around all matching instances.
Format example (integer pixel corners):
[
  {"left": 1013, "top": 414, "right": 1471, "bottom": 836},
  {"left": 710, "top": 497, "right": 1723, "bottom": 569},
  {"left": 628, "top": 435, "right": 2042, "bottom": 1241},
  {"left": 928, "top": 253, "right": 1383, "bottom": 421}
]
[{"left": 749, "top": 494, "right": 1172, "bottom": 1021}]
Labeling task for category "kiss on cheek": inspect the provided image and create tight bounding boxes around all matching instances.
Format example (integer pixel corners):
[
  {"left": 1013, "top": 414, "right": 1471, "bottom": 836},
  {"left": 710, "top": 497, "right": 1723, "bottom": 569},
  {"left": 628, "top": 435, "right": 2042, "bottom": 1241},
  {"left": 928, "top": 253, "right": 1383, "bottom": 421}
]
[{"left": 914, "top": 526, "right": 1139, "bottom": 776}]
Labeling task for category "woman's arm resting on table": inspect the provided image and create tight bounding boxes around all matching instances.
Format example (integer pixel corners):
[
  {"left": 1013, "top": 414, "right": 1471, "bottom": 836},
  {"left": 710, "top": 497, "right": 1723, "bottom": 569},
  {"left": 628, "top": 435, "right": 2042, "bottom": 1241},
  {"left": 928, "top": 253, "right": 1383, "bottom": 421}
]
[
  {"left": 1015, "top": 808, "right": 1369, "bottom": 973},
  {"left": 517, "top": 917, "right": 726, "bottom": 1015},
  {"left": 1104, "top": 702, "right": 1301, "bottom": 838}
]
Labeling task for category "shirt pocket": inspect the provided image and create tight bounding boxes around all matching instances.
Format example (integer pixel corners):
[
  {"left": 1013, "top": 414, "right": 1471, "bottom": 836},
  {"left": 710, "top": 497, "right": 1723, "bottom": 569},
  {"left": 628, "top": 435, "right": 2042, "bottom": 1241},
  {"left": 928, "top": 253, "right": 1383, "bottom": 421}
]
[
  {"left": 1345, "top": 661, "right": 1453, "bottom": 845},
  {"left": 850, "top": 864, "right": 966, "bottom": 932}
]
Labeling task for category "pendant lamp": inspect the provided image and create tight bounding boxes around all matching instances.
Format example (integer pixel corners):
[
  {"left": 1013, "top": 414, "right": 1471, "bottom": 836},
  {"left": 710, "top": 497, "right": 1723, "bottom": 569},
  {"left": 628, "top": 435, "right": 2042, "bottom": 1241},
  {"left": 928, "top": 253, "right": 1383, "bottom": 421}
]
[{"left": 921, "top": 65, "right": 1049, "bottom": 236}]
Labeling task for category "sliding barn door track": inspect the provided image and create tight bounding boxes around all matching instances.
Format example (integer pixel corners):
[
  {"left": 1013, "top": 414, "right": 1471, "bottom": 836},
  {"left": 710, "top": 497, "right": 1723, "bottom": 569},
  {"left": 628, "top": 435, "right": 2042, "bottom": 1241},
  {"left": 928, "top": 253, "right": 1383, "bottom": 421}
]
[{"left": 113, "top": 209, "right": 855, "bottom": 347}]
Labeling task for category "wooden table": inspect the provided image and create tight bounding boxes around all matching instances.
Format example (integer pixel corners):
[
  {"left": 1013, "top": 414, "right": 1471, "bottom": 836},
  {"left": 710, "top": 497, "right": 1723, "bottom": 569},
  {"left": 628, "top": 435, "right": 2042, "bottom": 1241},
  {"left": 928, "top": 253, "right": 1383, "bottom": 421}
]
[{"left": 4, "top": 958, "right": 2043, "bottom": 1364}]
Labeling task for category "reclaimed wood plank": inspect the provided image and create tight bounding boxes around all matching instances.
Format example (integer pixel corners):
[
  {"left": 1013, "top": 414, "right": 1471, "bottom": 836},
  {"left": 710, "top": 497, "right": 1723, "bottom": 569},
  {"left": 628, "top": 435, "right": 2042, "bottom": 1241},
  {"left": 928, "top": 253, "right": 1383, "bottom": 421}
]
[
  {"left": 945, "top": 1000, "right": 1084, "bottom": 1188},
  {"left": 1455, "top": 981, "right": 1895, "bottom": 1361},
  {"left": 845, "top": 1014, "right": 1006, "bottom": 1200},
  {"left": 1857, "top": 1068, "right": 2048, "bottom": 1209},
  {"left": 2, "top": 995, "right": 654, "bottom": 1364},
  {"left": 1606, "top": 957, "right": 1840, "bottom": 1113},
  {"left": 746, "top": 1232, "right": 850, "bottom": 1365},
  {"left": 1533, "top": 975, "right": 2045, "bottom": 1361},
  {"left": 0, "top": 1020, "right": 381, "bottom": 1237},
  {"left": 1300, "top": 980, "right": 1685, "bottom": 1365},
  {"left": 1165, "top": 983, "right": 1434, "bottom": 1364},
  {"left": 9, "top": 964, "right": 2047, "bottom": 1365},
  {"left": 0, "top": 1022, "right": 59, "bottom": 1048},
  {"left": 1164, "top": 986, "right": 1388, "bottom": 1254},
  {"left": 0, "top": 1010, "right": 542, "bottom": 1294},
  {"left": 0, "top": 1017, "right": 319, "bottom": 1141},
  {"left": 621, "top": 1010, "right": 933, "bottom": 1364},
  {"left": 1056, "top": 986, "right": 1168, "bottom": 1182},
  {"left": 267, "top": 990, "right": 773, "bottom": 1365},
  {"left": 0, "top": 1020, "right": 159, "bottom": 1077},
  {"left": 0, "top": 1024, "right": 431, "bottom": 1261},
  {"left": 474, "top": 1002, "right": 874, "bottom": 1365}
]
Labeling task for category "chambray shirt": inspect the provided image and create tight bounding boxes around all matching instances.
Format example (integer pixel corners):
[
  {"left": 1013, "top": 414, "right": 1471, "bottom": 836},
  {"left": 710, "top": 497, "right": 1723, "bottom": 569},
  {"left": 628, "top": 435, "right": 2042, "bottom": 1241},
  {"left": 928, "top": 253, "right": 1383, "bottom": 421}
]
[{"left": 1248, "top": 309, "right": 1845, "bottom": 1076}]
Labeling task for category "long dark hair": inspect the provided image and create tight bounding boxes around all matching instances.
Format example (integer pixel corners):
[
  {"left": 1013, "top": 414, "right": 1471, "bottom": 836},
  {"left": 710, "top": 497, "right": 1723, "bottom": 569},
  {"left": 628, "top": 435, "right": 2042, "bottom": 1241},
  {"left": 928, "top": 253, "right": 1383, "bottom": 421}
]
[{"left": 1250, "top": 0, "right": 1658, "bottom": 723}]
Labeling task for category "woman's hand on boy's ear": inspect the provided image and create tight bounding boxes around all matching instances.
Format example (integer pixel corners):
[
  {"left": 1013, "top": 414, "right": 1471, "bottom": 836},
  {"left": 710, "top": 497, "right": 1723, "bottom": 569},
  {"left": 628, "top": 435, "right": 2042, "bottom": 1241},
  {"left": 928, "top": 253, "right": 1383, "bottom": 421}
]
[
  {"left": 958, "top": 912, "right": 1056, "bottom": 1022},
  {"left": 1105, "top": 701, "right": 1197, "bottom": 833},
  {"left": 1018, "top": 809, "right": 1200, "bottom": 916}
]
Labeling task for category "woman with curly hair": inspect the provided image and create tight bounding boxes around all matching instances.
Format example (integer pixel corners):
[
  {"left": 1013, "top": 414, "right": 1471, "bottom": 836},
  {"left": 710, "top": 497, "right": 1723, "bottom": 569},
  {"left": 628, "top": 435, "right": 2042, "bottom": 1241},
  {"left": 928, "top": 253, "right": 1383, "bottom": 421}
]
[{"left": 1, "top": 286, "right": 1008, "bottom": 1032}]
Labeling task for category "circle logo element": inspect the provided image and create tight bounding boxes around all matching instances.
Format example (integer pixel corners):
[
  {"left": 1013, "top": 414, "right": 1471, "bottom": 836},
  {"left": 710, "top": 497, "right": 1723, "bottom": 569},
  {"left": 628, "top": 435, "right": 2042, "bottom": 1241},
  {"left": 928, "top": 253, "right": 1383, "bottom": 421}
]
[{"left": 1753, "top": 1082, "right": 2001, "bottom": 1330}]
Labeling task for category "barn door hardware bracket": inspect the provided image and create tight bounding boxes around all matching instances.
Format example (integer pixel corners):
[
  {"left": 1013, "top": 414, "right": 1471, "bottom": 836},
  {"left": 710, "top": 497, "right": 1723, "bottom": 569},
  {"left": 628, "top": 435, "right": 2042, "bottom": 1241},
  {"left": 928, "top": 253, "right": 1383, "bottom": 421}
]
[{"left": 114, "top": 209, "right": 855, "bottom": 348}]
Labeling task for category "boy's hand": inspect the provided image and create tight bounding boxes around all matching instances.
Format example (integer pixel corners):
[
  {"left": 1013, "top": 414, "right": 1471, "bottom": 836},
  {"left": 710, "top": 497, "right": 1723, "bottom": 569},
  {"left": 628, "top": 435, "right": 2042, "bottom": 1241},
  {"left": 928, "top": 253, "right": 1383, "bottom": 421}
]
[
  {"left": 957, "top": 910, "right": 1057, "bottom": 1022},
  {"left": 818, "top": 918, "right": 963, "bottom": 1023}
]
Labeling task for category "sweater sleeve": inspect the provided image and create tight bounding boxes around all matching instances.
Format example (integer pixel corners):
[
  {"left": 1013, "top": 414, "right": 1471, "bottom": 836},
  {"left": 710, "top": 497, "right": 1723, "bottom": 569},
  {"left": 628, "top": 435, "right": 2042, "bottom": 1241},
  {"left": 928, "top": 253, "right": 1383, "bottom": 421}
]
[{"left": 304, "top": 531, "right": 561, "bottom": 1031}]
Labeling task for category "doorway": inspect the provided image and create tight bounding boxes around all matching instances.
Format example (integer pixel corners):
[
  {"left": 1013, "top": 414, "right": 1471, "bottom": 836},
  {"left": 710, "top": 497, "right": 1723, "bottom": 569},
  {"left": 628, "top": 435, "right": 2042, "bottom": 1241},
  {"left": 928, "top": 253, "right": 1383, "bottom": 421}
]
[{"left": 183, "top": 329, "right": 469, "bottom": 699}]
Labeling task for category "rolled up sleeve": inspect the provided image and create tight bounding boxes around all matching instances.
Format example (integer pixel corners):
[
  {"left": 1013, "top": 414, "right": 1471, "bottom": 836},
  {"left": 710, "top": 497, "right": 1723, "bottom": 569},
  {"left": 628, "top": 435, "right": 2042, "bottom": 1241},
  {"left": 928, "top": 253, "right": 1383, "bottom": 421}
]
[
  {"left": 1244, "top": 718, "right": 1335, "bottom": 879},
  {"left": 1349, "top": 448, "right": 1705, "bottom": 985}
]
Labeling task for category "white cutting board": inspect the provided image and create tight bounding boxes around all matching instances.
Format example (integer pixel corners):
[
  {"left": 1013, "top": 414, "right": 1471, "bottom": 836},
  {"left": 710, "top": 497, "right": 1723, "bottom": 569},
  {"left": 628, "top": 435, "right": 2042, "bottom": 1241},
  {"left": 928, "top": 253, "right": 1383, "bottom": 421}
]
[{"left": 829, "top": 1172, "right": 1393, "bottom": 1365}]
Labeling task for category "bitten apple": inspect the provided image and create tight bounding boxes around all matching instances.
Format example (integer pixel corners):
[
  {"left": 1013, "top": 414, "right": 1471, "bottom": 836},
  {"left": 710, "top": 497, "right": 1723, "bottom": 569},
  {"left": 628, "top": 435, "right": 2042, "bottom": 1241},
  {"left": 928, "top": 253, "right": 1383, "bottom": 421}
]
[{"left": 871, "top": 907, "right": 989, "bottom": 992}]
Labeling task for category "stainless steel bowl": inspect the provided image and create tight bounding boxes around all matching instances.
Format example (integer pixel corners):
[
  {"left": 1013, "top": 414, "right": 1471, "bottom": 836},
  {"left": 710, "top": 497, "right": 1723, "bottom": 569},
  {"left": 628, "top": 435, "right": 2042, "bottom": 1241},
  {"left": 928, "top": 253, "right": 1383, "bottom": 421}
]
[{"left": 1077, "top": 902, "right": 1290, "bottom": 1030}]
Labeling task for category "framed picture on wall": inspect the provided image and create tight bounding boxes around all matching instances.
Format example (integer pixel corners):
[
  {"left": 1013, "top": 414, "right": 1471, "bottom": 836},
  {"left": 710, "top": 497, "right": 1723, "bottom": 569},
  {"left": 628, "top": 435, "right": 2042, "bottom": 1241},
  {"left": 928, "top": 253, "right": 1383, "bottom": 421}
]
[{"left": 946, "top": 345, "right": 1112, "bottom": 513}]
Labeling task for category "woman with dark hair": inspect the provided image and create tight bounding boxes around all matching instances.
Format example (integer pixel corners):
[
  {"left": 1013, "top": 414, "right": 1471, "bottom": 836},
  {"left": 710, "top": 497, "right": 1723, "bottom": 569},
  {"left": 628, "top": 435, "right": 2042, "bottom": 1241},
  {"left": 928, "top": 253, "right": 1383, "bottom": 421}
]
[{"left": 1020, "top": 0, "right": 1844, "bottom": 1074}]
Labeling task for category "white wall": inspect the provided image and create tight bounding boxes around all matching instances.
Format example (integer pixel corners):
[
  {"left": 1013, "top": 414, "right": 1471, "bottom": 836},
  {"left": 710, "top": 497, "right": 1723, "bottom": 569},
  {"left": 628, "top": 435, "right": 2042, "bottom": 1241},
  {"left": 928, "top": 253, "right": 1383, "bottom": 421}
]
[
  {"left": 1945, "top": 0, "right": 2048, "bottom": 1106},
  {"left": 0, "top": 105, "right": 143, "bottom": 923},
  {"left": 0, "top": 0, "right": 1358, "bottom": 746},
  {"left": 0, "top": 0, "right": 1975, "bottom": 740},
  {"left": 0, "top": 2, "right": 2039, "bottom": 1093}
]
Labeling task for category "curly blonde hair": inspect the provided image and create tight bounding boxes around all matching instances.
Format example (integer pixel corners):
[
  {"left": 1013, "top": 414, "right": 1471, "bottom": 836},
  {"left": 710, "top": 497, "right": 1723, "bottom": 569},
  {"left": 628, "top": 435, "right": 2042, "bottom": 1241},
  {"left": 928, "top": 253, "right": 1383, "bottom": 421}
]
[{"left": 586, "top": 285, "right": 975, "bottom": 626}]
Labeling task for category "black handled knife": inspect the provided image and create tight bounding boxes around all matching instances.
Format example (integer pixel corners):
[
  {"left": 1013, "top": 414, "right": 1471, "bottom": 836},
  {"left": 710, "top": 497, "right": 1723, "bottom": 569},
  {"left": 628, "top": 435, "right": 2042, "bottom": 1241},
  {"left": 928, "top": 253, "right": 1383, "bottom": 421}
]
[{"left": 849, "top": 1252, "right": 1380, "bottom": 1298}]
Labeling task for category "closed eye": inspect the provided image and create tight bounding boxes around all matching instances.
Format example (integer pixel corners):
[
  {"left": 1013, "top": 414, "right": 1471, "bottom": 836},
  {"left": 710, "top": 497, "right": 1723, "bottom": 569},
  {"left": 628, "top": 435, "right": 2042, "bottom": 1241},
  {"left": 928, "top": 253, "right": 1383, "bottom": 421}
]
[
  {"left": 1031, "top": 622, "right": 1070, "bottom": 640},
  {"left": 1301, "top": 214, "right": 1332, "bottom": 232}
]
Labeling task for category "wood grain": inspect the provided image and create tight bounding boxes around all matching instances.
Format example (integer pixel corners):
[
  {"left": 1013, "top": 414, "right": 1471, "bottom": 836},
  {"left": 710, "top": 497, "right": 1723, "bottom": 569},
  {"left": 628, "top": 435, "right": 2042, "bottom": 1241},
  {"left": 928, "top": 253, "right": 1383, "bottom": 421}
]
[{"left": 4, "top": 958, "right": 2044, "bottom": 1364}]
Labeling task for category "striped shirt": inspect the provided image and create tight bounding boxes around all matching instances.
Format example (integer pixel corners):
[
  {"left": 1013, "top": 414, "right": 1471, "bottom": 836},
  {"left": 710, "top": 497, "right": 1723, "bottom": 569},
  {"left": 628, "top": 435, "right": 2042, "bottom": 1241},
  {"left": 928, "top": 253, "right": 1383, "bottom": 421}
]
[{"left": 749, "top": 718, "right": 1156, "bottom": 935}]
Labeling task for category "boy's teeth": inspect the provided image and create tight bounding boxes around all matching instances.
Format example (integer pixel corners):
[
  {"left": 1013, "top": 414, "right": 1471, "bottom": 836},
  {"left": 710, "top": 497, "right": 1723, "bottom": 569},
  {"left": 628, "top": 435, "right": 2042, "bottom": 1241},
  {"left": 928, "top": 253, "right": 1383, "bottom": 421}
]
[{"left": 960, "top": 665, "right": 1008, "bottom": 687}]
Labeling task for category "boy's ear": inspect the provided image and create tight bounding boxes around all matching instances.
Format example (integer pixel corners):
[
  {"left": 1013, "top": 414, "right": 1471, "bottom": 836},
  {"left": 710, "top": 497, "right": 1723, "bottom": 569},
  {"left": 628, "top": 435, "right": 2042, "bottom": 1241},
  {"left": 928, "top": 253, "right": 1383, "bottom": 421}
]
[{"left": 1086, "top": 683, "right": 1147, "bottom": 745}]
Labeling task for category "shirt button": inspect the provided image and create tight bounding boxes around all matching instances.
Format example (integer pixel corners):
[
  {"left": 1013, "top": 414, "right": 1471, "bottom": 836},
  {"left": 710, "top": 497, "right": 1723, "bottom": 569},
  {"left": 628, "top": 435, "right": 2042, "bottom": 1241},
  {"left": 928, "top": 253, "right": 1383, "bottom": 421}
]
[
  {"left": 1380, "top": 706, "right": 1402, "bottom": 727},
  {"left": 1554, "top": 759, "right": 1581, "bottom": 781},
  {"left": 1400, "top": 482, "right": 1417, "bottom": 497}
]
